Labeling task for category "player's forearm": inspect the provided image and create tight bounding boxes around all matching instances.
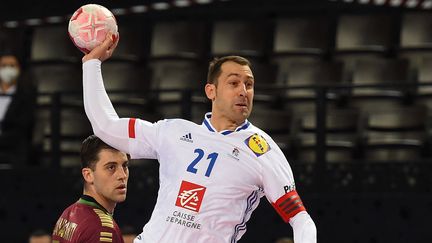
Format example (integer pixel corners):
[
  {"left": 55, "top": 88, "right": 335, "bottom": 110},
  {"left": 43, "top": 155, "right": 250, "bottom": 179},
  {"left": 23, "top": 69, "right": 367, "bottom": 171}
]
[
  {"left": 82, "top": 59, "right": 131, "bottom": 153},
  {"left": 289, "top": 211, "right": 317, "bottom": 243}
]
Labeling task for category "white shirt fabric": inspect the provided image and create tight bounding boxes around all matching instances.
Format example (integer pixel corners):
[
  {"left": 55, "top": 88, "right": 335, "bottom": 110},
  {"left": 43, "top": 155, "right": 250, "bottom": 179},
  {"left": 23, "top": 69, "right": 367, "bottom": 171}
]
[
  {"left": 129, "top": 113, "right": 295, "bottom": 243},
  {"left": 0, "top": 85, "right": 16, "bottom": 134},
  {"left": 82, "top": 59, "right": 316, "bottom": 243},
  {"left": 0, "top": 85, "right": 16, "bottom": 122}
]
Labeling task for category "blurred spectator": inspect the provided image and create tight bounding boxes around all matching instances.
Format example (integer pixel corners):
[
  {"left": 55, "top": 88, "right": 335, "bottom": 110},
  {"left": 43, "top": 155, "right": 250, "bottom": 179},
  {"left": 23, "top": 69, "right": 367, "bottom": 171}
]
[
  {"left": 28, "top": 229, "right": 51, "bottom": 243},
  {"left": 122, "top": 225, "right": 138, "bottom": 243},
  {"left": 275, "top": 236, "right": 294, "bottom": 243},
  {"left": 0, "top": 53, "right": 36, "bottom": 167}
]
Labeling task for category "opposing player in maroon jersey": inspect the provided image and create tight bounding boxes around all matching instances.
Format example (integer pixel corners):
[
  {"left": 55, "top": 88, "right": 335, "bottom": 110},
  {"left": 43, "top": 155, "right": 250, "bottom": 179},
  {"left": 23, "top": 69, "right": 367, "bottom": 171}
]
[{"left": 52, "top": 135, "right": 129, "bottom": 243}]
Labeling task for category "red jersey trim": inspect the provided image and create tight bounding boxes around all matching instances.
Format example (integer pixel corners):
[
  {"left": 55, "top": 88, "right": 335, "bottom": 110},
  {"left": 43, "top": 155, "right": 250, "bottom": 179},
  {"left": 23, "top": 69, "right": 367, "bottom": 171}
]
[
  {"left": 272, "top": 190, "right": 306, "bottom": 223},
  {"left": 128, "top": 118, "right": 136, "bottom": 138}
]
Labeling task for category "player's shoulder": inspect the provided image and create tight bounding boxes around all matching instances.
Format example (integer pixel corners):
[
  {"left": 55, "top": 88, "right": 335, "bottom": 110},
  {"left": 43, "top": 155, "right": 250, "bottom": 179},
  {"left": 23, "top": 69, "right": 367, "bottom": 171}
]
[
  {"left": 158, "top": 118, "right": 202, "bottom": 129},
  {"left": 65, "top": 202, "right": 109, "bottom": 223},
  {"left": 91, "top": 208, "right": 116, "bottom": 229},
  {"left": 67, "top": 202, "right": 102, "bottom": 222},
  {"left": 245, "top": 122, "right": 286, "bottom": 157},
  {"left": 54, "top": 202, "right": 121, "bottom": 242},
  {"left": 79, "top": 207, "right": 119, "bottom": 236},
  {"left": 246, "top": 123, "right": 274, "bottom": 141}
]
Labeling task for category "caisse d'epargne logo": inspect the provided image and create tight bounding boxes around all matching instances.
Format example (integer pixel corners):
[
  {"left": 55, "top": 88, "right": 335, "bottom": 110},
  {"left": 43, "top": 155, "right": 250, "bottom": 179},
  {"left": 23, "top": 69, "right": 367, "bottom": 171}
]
[{"left": 176, "top": 180, "right": 206, "bottom": 212}]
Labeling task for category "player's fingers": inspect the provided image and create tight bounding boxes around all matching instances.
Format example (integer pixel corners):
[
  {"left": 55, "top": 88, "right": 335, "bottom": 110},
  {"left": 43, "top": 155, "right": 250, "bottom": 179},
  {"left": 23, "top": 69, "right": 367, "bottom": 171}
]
[
  {"left": 83, "top": 32, "right": 116, "bottom": 62},
  {"left": 100, "top": 32, "right": 114, "bottom": 51},
  {"left": 111, "top": 32, "right": 119, "bottom": 50},
  {"left": 105, "top": 32, "right": 118, "bottom": 58}
]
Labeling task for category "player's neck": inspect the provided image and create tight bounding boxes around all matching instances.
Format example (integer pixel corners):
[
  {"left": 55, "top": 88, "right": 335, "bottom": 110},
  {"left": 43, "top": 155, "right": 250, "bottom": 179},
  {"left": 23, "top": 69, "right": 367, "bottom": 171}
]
[
  {"left": 84, "top": 190, "right": 116, "bottom": 214},
  {"left": 209, "top": 113, "right": 243, "bottom": 132}
]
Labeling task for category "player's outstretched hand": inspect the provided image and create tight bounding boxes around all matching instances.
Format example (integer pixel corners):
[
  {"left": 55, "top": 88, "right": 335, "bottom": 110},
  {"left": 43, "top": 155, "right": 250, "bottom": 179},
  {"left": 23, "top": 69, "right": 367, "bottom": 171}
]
[{"left": 82, "top": 32, "right": 119, "bottom": 63}]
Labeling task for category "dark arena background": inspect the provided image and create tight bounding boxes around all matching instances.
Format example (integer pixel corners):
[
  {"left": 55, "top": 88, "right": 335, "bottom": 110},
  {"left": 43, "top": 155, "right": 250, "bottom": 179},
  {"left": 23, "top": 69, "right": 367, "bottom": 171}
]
[{"left": 1, "top": 0, "right": 432, "bottom": 242}]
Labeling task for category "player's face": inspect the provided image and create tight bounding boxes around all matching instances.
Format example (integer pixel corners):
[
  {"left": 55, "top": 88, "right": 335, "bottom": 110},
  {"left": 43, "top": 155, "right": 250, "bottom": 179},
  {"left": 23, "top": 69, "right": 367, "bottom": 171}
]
[
  {"left": 210, "top": 61, "right": 254, "bottom": 124},
  {"left": 91, "top": 149, "right": 129, "bottom": 208}
]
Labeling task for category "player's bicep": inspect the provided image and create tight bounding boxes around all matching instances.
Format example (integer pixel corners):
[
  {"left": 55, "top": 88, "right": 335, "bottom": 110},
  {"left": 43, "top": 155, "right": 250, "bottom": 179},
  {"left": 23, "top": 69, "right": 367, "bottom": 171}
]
[{"left": 261, "top": 146, "right": 306, "bottom": 222}]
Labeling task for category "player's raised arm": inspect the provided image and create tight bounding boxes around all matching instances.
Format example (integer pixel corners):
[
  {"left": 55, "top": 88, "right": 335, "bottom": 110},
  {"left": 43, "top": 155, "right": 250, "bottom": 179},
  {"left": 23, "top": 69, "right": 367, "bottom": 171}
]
[
  {"left": 81, "top": 33, "right": 132, "bottom": 153},
  {"left": 262, "top": 143, "right": 317, "bottom": 243}
]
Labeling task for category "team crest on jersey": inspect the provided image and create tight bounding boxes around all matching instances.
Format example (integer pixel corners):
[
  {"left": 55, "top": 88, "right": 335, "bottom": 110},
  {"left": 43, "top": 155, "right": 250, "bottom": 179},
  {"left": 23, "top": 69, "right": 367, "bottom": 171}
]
[
  {"left": 227, "top": 147, "right": 240, "bottom": 161},
  {"left": 244, "top": 133, "right": 271, "bottom": 157},
  {"left": 176, "top": 180, "right": 206, "bottom": 212},
  {"left": 232, "top": 147, "right": 240, "bottom": 157}
]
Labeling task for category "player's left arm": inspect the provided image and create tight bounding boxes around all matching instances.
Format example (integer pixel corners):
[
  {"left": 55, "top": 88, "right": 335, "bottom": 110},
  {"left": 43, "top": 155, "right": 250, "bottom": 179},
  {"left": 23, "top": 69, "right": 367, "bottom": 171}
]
[
  {"left": 272, "top": 190, "right": 316, "bottom": 243},
  {"left": 262, "top": 140, "right": 316, "bottom": 243}
]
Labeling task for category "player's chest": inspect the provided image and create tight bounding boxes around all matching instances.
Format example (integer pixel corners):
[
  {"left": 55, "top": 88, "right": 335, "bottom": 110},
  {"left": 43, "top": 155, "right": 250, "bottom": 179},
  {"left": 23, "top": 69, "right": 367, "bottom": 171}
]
[{"left": 159, "top": 131, "right": 266, "bottom": 184}]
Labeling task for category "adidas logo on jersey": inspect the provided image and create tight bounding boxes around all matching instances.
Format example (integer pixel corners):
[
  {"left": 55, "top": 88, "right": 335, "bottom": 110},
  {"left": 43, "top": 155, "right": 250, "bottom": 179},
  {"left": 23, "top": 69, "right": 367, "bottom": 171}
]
[{"left": 180, "top": 133, "right": 193, "bottom": 143}]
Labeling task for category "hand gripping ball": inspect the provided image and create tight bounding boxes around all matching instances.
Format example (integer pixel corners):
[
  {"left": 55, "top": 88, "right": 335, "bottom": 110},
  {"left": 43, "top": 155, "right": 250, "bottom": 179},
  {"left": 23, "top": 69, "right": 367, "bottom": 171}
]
[{"left": 68, "top": 4, "right": 118, "bottom": 54}]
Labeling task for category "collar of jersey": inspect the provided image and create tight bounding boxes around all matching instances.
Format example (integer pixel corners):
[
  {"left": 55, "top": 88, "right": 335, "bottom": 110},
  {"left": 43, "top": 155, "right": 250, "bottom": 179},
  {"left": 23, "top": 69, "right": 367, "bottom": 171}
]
[
  {"left": 79, "top": 195, "right": 113, "bottom": 216},
  {"left": 202, "top": 112, "right": 250, "bottom": 135}
]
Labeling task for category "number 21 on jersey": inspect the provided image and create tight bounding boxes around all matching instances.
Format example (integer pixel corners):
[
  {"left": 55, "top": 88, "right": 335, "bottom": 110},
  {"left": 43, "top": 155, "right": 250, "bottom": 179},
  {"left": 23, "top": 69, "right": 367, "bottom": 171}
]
[{"left": 187, "top": 148, "right": 219, "bottom": 177}]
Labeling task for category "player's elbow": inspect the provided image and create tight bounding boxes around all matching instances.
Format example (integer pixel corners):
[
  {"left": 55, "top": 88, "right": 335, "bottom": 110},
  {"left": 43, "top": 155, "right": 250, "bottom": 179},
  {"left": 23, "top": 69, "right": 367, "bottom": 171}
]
[
  {"left": 92, "top": 125, "right": 103, "bottom": 138},
  {"left": 290, "top": 212, "right": 317, "bottom": 243},
  {"left": 302, "top": 216, "right": 316, "bottom": 243}
]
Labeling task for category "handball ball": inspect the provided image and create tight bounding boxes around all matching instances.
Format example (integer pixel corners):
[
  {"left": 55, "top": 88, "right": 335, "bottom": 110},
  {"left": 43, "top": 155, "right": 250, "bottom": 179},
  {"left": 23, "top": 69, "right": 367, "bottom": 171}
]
[{"left": 68, "top": 4, "right": 118, "bottom": 54}]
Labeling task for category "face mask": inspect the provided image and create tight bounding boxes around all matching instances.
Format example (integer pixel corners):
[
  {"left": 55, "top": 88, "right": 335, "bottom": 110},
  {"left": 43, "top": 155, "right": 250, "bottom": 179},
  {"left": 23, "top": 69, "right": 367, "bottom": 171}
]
[{"left": 0, "top": 66, "right": 19, "bottom": 84}]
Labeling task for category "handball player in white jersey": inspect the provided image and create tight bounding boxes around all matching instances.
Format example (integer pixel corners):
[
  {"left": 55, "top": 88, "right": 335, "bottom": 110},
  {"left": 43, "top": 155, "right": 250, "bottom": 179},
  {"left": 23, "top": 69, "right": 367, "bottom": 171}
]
[{"left": 81, "top": 33, "right": 316, "bottom": 243}]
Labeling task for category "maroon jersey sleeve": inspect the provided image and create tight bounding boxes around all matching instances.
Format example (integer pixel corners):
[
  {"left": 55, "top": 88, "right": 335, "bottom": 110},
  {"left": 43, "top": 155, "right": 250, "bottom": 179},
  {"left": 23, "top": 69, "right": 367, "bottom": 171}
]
[
  {"left": 77, "top": 208, "right": 124, "bottom": 243},
  {"left": 53, "top": 203, "right": 124, "bottom": 243}
]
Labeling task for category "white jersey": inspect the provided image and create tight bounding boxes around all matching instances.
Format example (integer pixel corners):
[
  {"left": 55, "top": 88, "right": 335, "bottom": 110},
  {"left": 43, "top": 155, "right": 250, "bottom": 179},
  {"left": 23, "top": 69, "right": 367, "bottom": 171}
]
[
  {"left": 129, "top": 113, "right": 296, "bottom": 243},
  {"left": 82, "top": 59, "right": 316, "bottom": 243}
]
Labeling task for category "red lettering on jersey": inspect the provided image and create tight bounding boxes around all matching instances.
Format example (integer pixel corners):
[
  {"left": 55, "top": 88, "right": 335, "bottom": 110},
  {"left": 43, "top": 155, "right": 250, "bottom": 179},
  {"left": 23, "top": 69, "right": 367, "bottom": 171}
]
[
  {"left": 272, "top": 190, "right": 306, "bottom": 223},
  {"left": 128, "top": 118, "right": 136, "bottom": 138},
  {"left": 176, "top": 180, "right": 206, "bottom": 213}
]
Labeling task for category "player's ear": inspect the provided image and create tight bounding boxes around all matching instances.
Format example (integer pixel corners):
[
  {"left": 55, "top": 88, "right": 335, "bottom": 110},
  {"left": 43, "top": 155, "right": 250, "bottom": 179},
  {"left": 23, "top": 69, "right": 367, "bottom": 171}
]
[
  {"left": 205, "top": 83, "right": 216, "bottom": 101},
  {"left": 82, "top": 168, "right": 94, "bottom": 184}
]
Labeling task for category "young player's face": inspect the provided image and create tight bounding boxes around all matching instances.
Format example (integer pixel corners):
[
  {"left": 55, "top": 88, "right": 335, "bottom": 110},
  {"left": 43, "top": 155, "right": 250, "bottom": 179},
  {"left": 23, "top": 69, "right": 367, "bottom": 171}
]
[
  {"left": 91, "top": 149, "right": 129, "bottom": 208},
  {"left": 211, "top": 61, "right": 254, "bottom": 124}
]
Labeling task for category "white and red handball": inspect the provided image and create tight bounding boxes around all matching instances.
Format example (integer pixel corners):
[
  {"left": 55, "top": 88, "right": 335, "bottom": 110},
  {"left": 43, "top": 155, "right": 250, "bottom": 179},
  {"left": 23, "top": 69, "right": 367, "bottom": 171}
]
[{"left": 68, "top": 4, "right": 119, "bottom": 54}]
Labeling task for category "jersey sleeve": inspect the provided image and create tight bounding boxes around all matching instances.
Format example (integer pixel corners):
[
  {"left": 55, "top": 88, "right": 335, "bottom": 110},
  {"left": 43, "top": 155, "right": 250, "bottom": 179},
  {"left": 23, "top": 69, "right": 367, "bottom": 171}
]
[
  {"left": 83, "top": 59, "right": 161, "bottom": 159},
  {"left": 83, "top": 59, "right": 132, "bottom": 153},
  {"left": 261, "top": 137, "right": 306, "bottom": 223},
  {"left": 78, "top": 219, "right": 124, "bottom": 243},
  {"left": 127, "top": 118, "right": 165, "bottom": 159}
]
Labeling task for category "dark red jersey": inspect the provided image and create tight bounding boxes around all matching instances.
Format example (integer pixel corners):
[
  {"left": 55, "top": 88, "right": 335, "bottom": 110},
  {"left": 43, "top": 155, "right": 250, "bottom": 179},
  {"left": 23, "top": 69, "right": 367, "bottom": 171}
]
[{"left": 52, "top": 195, "right": 124, "bottom": 243}]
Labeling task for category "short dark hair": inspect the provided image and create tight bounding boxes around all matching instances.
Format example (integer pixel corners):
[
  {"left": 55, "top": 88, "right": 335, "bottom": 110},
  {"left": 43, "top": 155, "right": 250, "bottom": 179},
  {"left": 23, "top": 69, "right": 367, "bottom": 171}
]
[
  {"left": 80, "top": 135, "right": 119, "bottom": 170},
  {"left": 207, "top": 55, "right": 251, "bottom": 85}
]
